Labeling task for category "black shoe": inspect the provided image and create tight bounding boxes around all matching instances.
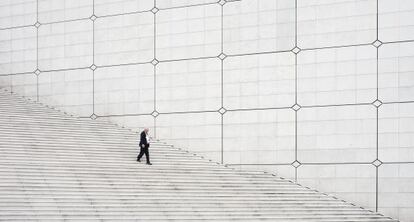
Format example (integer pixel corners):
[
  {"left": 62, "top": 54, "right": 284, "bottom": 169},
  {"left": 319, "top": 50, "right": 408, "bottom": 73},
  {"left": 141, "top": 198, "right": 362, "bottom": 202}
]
[
  {"left": 137, "top": 159, "right": 141, "bottom": 162},
  {"left": 146, "top": 162, "right": 152, "bottom": 165}
]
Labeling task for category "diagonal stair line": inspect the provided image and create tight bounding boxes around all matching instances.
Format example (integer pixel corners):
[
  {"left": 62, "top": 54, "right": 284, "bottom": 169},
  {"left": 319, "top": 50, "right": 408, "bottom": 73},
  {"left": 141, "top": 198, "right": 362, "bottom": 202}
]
[{"left": 0, "top": 89, "right": 399, "bottom": 222}]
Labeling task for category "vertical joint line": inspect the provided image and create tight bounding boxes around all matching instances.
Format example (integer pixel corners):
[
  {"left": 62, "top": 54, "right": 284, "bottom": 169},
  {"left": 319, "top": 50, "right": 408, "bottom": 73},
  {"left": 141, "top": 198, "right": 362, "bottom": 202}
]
[
  {"left": 92, "top": 21, "right": 95, "bottom": 64},
  {"left": 221, "top": 5, "right": 224, "bottom": 53},
  {"left": 375, "top": 166, "right": 379, "bottom": 212},
  {"left": 295, "top": 168, "right": 298, "bottom": 183},
  {"left": 295, "top": 54, "right": 298, "bottom": 103},
  {"left": 294, "top": 0, "right": 298, "bottom": 46},
  {"left": 36, "top": 0, "right": 39, "bottom": 102},
  {"left": 220, "top": 2, "right": 224, "bottom": 165},
  {"left": 294, "top": 0, "right": 299, "bottom": 185},
  {"left": 153, "top": 66, "right": 156, "bottom": 111},
  {"left": 36, "top": 29, "right": 39, "bottom": 68},
  {"left": 376, "top": 48, "right": 379, "bottom": 100},
  {"left": 376, "top": 107, "right": 379, "bottom": 159},
  {"left": 221, "top": 60, "right": 224, "bottom": 107},
  {"left": 154, "top": 14, "right": 156, "bottom": 58},
  {"left": 376, "top": 0, "right": 379, "bottom": 101},
  {"left": 153, "top": 116, "right": 157, "bottom": 138},
  {"left": 153, "top": 0, "right": 157, "bottom": 138},
  {"left": 221, "top": 115, "right": 224, "bottom": 164},
  {"left": 92, "top": 70, "right": 95, "bottom": 114},
  {"left": 92, "top": 0, "right": 95, "bottom": 115},
  {"left": 376, "top": 0, "right": 379, "bottom": 40},
  {"left": 36, "top": 0, "right": 39, "bottom": 21},
  {"left": 153, "top": 0, "right": 157, "bottom": 112},
  {"left": 295, "top": 110, "right": 298, "bottom": 161},
  {"left": 36, "top": 75, "right": 39, "bottom": 102}
]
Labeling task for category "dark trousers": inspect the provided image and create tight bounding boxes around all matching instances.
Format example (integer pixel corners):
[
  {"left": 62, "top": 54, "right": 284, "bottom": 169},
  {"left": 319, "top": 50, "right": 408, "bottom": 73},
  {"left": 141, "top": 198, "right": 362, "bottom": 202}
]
[{"left": 137, "top": 144, "right": 150, "bottom": 163}]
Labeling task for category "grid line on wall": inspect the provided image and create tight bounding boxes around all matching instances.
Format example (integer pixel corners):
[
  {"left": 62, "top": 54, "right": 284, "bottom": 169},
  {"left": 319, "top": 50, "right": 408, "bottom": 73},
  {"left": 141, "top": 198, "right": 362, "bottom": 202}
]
[
  {"left": 1, "top": 40, "right": 414, "bottom": 78},
  {"left": 226, "top": 161, "right": 414, "bottom": 166},
  {"left": 293, "top": 0, "right": 299, "bottom": 179},
  {"left": 152, "top": 0, "right": 158, "bottom": 138},
  {"left": 35, "top": 0, "right": 39, "bottom": 102},
  {"left": 92, "top": 0, "right": 96, "bottom": 116}
]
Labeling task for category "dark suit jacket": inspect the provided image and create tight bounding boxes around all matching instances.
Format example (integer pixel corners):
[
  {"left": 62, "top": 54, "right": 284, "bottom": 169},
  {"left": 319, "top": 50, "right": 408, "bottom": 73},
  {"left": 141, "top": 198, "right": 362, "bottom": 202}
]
[{"left": 139, "top": 131, "right": 148, "bottom": 147}]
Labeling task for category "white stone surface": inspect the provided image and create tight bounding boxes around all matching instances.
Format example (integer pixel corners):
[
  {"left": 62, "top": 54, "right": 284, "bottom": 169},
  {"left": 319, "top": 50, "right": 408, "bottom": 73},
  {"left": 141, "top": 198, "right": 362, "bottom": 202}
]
[
  {"left": 99, "top": 115, "right": 155, "bottom": 133},
  {"left": 38, "top": 69, "right": 93, "bottom": 116},
  {"left": 156, "top": 112, "right": 222, "bottom": 162},
  {"left": 0, "top": 0, "right": 413, "bottom": 221},
  {"left": 156, "top": 0, "right": 217, "bottom": 9},
  {"left": 223, "top": 52, "right": 295, "bottom": 109},
  {"left": 297, "top": 45, "right": 377, "bottom": 106},
  {"left": 379, "top": 41, "right": 414, "bottom": 102},
  {"left": 156, "top": 4, "right": 221, "bottom": 60},
  {"left": 223, "top": 109, "right": 295, "bottom": 164},
  {"left": 379, "top": 103, "right": 414, "bottom": 162},
  {"left": 223, "top": 0, "right": 295, "bottom": 55},
  {"left": 240, "top": 164, "right": 296, "bottom": 181},
  {"left": 38, "top": 20, "right": 93, "bottom": 71},
  {"left": 297, "top": 105, "right": 377, "bottom": 163},
  {"left": 0, "top": 90, "right": 398, "bottom": 221},
  {"left": 94, "top": 63, "right": 154, "bottom": 116},
  {"left": 0, "top": 0, "right": 36, "bottom": 29},
  {"left": 95, "top": 0, "right": 153, "bottom": 16},
  {"left": 0, "top": 75, "right": 11, "bottom": 91},
  {"left": 38, "top": 0, "right": 93, "bottom": 23},
  {"left": 379, "top": 0, "right": 414, "bottom": 42},
  {"left": 0, "top": 26, "right": 36, "bottom": 75},
  {"left": 378, "top": 163, "right": 414, "bottom": 222},
  {"left": 156, "top": 58, "right": 221, "bottom": 113},
  {"left": 0, "top": 73, "right": 38, "bottom": 100},
  {"left": 9, "top": 73, "right": 37, "bottom": 100},
  {"left": 298, "top": 164, "right": 377, "bottom": 210},
  {"left": 297, "top": 0, "right": 377, "bottom": 48},
  {"left": 94, "top": 12, "right": 154, "bottom": 66}
]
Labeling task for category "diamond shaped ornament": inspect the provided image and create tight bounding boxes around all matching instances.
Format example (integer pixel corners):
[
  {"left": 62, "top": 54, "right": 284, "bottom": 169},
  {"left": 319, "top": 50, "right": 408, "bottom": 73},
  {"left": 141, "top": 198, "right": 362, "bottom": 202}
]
[
  {"left": 372, "top": 99, "right": 383, "bottom": 108},
  {"left": 151, "top": 7, "right": 159, "bottom": 14},
  {"left": 292, "top": 160, "right": 301, "bottom": 168},
  {"left": 218, "top": 107, "right": 227, "bottom": 114},
  {"left": 372, "top": 40, "right": 383, "bottom": 48},
  {"left": 151, "top": 59, "right": 159, "bottom": 66},
  {"left": 151, "top": 110, "right": 159, "bottom": 117},
  {"left": 90, "top": 14, "right": 97, "bottom": 21},
  {"left": 291, "top": 104, "right": 301, "bottom": 111},
  {"left": 291, "top": 47, "right": 301, "bottom": 54},
  {"left": 218, "top": 53, "right": 227, "bottom": 60},
  {"left": 372, "top": 159, "right": 383, "bottom": 167},
  {"left": 218, "top": 0, "right": 226, "bottom": 6},
  {"left": 34, "top": 69, "right": 41, "bottom": 75},
  {"left": 90, "top": 64, "right": 97, "bottom": 71},
  {"left": 90, "top": 114, "right": 98, "bottom": 120}
]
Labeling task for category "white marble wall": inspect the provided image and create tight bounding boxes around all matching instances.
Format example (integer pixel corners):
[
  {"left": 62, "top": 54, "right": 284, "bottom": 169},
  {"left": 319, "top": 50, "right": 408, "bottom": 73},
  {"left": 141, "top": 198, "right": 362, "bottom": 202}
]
[{"left": 0, "top": 0, "right": 413, "bottom": 221}]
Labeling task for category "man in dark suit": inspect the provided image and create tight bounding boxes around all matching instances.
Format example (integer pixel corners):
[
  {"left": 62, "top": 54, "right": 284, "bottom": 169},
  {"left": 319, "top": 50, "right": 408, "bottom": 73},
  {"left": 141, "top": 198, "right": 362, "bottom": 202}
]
[{"left": 137, "top": 128, "right": 152, "bottom": 165}]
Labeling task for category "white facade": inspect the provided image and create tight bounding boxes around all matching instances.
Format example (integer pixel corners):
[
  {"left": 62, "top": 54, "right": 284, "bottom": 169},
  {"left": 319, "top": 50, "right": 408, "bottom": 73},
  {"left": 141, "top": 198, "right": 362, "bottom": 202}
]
[{"left": 0, "top": 0, "right": 413, "bottom": 221}]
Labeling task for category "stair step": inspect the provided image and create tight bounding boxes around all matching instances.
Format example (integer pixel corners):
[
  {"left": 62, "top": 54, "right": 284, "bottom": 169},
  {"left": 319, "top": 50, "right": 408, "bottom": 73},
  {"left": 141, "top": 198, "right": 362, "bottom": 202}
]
[{"left": 0, "top": 90, "right": 397, "bottom": 221}]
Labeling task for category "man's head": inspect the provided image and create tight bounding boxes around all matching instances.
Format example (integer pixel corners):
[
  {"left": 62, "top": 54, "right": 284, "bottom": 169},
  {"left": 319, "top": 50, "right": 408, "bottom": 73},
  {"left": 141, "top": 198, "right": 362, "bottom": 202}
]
[{"left": 144, "top": 128, "right": 149, "bottom": 133}]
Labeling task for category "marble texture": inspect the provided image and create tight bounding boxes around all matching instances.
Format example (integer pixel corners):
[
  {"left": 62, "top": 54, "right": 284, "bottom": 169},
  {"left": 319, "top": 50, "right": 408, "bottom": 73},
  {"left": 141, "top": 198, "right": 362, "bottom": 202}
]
[{"left": 0, "top": 0, "right": 413, "bottom": 221}]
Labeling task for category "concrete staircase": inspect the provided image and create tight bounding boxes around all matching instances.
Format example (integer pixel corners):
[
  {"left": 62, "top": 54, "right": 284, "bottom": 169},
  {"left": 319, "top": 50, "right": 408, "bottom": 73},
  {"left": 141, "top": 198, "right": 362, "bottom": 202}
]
[{"left": 0, "top": 90, "right": 398, "bottom": 222}]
